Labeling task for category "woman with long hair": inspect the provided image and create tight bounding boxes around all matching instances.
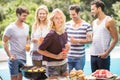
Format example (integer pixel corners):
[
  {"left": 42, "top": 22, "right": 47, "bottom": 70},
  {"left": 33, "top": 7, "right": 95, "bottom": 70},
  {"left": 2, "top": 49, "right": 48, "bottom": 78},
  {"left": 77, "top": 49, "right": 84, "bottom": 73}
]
[
  {"left": 37, "top": 8, "right": 69, "bottom": 78},
  {"left": 31, "top": 5, "right": 49, "bottom": 66}
]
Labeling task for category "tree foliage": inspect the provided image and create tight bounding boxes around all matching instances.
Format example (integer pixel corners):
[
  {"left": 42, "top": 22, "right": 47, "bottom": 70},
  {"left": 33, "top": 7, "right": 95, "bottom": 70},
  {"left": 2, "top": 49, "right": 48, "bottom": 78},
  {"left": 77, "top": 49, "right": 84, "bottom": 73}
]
[
  {"left": 112, "top": 1, "right": 120, "bottom": 42},
  {"left": 0, "top": 0, "right": 38, "bottom": 39},
  {"left": 0, "top": 0, "right": 120, "bottom": 42}
]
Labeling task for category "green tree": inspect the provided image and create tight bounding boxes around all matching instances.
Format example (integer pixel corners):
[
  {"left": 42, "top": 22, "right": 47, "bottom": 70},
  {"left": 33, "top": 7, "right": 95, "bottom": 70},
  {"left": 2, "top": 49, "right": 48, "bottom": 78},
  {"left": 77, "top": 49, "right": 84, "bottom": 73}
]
[
  {"left": 0, "top": 0, "right": 120, "bottom": 43},
  {"left": 0, "top": 0, "right": 38, "bottom": 40},
  {"left": 112, "top": 1, "right": 120, "bottom": 42}
]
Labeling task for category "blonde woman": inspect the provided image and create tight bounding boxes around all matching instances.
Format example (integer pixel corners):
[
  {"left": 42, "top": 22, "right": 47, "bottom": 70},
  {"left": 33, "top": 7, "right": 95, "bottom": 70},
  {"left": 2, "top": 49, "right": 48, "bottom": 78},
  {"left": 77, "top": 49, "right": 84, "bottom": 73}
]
[
  {"left": 31, "top": 5, "right": 49, "bottom": 66},
  {"left": 37, "top": 8, "right": 69, "bottom": 78}
]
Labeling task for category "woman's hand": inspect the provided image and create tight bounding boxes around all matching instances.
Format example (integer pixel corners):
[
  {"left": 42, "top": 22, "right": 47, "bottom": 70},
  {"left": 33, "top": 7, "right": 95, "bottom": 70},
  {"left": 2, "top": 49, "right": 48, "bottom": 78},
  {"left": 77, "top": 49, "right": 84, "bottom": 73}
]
[
  {"left": 32, "top": 37, "right": 44, "bottom": 44},
  {"left": 32, "top": 38, "right": 39, "bottom": 43},
  {"left": 56, "top": 44, "right": 70, "bottom": 59},
  {"left": 25, "top": 44, "right": 30, "bottom": 52},
  {"left": 57, "top": 52, "right": 67, "bottom": 59},
  {"left": 38, "top": 37, "right": 44, "bottom": 44},
  {"left": 65, "top": 43, "right": 70, "bottom": 52}
]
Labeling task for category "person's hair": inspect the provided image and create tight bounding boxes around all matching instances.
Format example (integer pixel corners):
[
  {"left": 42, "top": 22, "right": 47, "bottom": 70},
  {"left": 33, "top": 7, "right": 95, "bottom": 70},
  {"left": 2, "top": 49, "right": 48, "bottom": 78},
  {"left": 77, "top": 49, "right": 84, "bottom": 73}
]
[
  {"left": 91, "top": 0, "right": 105, "bottom": 11},
  {"left": 49, "top": 8, "right": 66, "bottom": 34},
  {"left": 69, "top": 5, "right": 81, "bottom": 14},
  {"left": 32, "top": 5, "right": 49, "bottom": 32},
  {"left": 16, "top": 5, "right": 29, "bottom": 15}
]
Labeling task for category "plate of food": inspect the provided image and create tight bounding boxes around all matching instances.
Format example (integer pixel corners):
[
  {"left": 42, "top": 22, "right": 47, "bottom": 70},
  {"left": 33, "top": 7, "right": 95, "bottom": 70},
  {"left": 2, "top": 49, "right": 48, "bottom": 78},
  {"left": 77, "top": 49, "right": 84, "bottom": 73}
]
[
  {"left": 69, "top": 69, "right": 85, "bottom": 80},
  {"left": 91, "top": 69, "right": 117, "bottom": 80}
]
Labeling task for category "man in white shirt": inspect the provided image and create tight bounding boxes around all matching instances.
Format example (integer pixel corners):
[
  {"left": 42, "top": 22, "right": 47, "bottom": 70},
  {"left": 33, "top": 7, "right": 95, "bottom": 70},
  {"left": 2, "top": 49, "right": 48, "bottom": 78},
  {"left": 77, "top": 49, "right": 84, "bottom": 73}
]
[
  {"left": 2, "top": 6, "right": 29, "bottom": 80},
  {"left": 90, "top": 0, "right": 118, "bottom": 72}
]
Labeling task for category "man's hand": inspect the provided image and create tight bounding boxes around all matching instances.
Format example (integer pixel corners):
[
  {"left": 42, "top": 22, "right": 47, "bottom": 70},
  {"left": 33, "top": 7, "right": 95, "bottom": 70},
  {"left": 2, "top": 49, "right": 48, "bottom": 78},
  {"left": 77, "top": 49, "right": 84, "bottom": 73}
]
[
  {"left": 98, "top": 52, "right": 108, "bottom": 59},
  {"left": 70, "top": 36, "right": 78, "bottom": 44},
  {"left": 9, "top": 55, "right": 16, "bottom": 60}
]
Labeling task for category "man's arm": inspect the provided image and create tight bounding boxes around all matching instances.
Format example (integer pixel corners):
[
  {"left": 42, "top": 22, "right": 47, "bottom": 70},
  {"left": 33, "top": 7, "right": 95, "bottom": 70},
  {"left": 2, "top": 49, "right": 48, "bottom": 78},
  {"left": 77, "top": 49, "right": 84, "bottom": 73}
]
[
  {"left": 106, "top": 18, "right": 118, "bottom": 54},
  {"left": 2, "top": 35, "right": 16, "bottom": 60},
  {"left": 79, "top": 33, "right": 93, "bottom": 44},
  {"left": 2, "top": 35, "right": 11, "bottom": 57},
  {"left": 70, "top": 33, "right": 92, "bottom": 44},
  {"left": 100, "top": 17, "right": 118, "bottom": 58}
]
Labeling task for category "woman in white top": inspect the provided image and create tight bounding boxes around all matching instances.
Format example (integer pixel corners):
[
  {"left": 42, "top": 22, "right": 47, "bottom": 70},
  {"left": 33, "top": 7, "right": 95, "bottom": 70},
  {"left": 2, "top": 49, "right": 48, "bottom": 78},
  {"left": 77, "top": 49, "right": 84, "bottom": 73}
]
[{"left": 31, "top": 5, "right": 49, "bottom": 66}]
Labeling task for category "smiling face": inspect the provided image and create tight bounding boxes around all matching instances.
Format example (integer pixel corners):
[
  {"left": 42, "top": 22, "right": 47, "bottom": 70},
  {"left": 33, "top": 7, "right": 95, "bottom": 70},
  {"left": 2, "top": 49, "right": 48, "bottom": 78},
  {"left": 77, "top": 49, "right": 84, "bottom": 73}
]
[
  {"left": 37, "top": 9, "right": 47, "bottom": 22},
  {"left": 91, "top": 4, "right": 99, "bottom": 18},
  {"left": 17, "top": 12, "right": 28, "bottom": 22},
  {"left": 16, "top": 6, "right": 29, "bottom": 22},
  {"left": 49, "top": 9, "right": 66, "bottom": 34},
  {"left": 53, "top": 12, "right": 63, "bottom": 29},
  {"left": 69, "top": 10, "right": 80, "bottom": 21}
]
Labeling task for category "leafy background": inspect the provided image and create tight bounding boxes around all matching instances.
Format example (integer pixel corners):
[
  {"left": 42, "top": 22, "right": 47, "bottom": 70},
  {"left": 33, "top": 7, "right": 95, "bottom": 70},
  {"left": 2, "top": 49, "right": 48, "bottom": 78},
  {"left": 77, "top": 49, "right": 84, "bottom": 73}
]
[{"left": 0, "top": 0, "right": 120, "bottom": 46}]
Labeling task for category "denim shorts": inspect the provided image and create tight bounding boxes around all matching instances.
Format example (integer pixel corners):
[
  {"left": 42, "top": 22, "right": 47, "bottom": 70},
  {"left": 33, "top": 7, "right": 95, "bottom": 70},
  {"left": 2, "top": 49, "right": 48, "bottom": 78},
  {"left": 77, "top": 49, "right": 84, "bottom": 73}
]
[
  {"left": 8, "top": 59, "right": 26, "bottom": 76},
  {"left": 46, "top": 63, "right": 68, "bottom": 76},
  {"left": 68, "top": 55, "right": 85, "bottom": 72}
]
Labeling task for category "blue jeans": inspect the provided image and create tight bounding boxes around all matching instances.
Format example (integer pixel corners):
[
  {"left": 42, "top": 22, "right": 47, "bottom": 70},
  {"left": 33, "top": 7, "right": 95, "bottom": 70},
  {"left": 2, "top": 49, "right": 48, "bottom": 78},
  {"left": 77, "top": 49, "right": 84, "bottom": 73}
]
[
  {"left": 68, "top": 55, "right": 85, "bottom": 72},
  {"left": 91, "top": 56, "right": 110, "bottom": 72},
  {"left": 8, "top": 59, "right": 26, "bottom": 76}
]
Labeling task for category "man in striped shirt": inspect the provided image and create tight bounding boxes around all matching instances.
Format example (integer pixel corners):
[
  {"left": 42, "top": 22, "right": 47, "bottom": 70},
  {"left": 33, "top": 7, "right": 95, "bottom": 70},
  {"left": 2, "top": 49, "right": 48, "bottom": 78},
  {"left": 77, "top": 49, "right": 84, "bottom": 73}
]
[{"left": 66, "top": 5, "right": 92, "bottom": 72}]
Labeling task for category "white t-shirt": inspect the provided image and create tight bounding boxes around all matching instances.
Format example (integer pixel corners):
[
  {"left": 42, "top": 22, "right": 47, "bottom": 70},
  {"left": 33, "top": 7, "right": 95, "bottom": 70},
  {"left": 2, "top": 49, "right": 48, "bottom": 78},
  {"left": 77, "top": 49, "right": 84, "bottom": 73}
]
[
  {"left": 31, "top": 26, "right": 49, "bottom": 51},
  {"left": 4, "top": 22, "right": 29, "bottom": 60},
  {"left": 90, "top": 16, "right": 111, "bottom": 55}
]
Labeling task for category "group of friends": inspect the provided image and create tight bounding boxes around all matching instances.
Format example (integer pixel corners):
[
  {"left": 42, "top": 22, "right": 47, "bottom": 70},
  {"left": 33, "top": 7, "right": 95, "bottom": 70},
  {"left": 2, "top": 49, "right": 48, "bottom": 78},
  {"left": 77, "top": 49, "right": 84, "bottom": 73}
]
[{"left": 2, "top": 0, "right": 118, "bottom": 80}]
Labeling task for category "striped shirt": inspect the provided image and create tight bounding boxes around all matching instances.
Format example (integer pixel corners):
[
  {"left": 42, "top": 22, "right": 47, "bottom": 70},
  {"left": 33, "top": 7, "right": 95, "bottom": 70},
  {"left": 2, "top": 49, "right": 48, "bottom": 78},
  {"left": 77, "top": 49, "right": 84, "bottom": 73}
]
[{"left": 66, "top": 20, "right": 92, "bottom": 58}]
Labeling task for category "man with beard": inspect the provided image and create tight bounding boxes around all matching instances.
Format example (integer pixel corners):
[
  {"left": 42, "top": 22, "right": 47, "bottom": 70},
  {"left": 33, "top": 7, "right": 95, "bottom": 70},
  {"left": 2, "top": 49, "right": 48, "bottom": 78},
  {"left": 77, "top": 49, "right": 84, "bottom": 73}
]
[
  {"left": 2, "top": 6, "right": 29, "bottom": 80},
  {"left": 66, "top": 5, "right": 92, "bottom": 72},
  {"left": 90, "top": 0, "right": 118, "bottom": 72}
]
